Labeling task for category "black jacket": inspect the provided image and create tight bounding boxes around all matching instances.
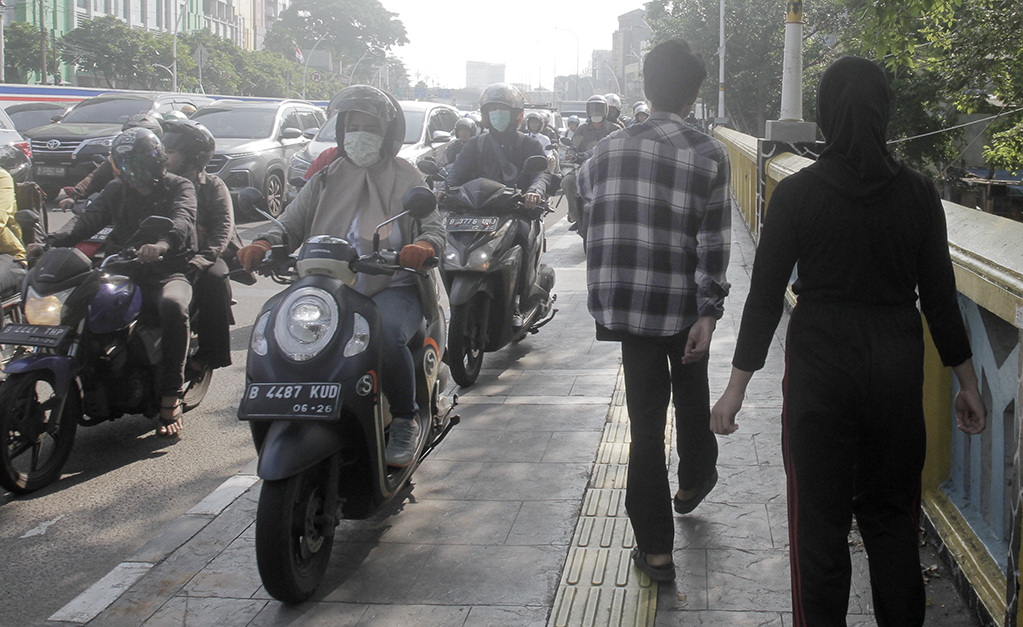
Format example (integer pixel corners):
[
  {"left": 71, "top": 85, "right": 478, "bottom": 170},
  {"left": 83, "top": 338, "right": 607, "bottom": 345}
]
[{"left": 446, "top": 130, "right": 553, "bottom": 196}]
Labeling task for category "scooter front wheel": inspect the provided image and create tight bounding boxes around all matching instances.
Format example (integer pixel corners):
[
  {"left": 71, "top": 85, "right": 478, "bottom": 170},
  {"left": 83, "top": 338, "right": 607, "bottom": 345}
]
[
  {"left": 255, "top": 463, "right": 335, "bottom": 603},
  {"left": 448, "top": 296, "right": 487, "bottom": 387},
  {"left": 0, "top": 371, "right": 80, "bottom": 494}
]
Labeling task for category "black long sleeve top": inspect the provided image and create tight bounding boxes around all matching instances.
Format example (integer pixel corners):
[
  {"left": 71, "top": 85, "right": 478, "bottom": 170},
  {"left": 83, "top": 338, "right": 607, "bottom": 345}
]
[{"left": 732, "top": 165, "right": 972, "bottom": 372}]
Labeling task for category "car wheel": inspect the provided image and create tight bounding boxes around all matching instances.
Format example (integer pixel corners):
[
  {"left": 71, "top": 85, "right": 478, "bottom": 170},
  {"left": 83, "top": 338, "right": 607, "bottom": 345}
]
[{"left": 264, "top": 171, "right": 285, "bottom": 218}]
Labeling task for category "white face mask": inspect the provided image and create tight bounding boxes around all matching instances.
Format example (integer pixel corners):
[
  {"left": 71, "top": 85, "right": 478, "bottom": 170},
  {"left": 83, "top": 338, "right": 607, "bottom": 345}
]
[
  {"left": 344, "top": 131, "right": 384, "bottom": 168},
  {"left": 488, "top": 110, "right": 512, "bottom": 133},
  {"left": 591, "top": 115, "right": 604, "bottom": 124}
]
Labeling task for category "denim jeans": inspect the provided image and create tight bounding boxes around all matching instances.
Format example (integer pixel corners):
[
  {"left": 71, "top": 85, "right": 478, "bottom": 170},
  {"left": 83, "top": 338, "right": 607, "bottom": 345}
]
[{"left": 372, "top": 285, "right": 423, "bottom": 418}]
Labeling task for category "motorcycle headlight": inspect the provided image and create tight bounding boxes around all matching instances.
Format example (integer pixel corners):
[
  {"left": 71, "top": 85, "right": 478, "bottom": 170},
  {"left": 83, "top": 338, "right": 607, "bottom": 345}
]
[
  {"left": 465, "top": 221, "right": 512, "bottom": 271},
  {"left": 250, "top": 311, "right": 270, "bottom": 356},
  {"left": 25, "top": 286, "right": 74, "bottom": 326},
  {"left": 343, "top": 312, "right": 371, "bottom": 357},
  {"left": 273, "top": 287, "right": 339, "bottom": 362}
]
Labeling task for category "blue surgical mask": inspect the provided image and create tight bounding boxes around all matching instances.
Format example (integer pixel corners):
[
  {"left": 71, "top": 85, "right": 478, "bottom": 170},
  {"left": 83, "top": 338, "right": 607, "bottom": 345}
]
[{"left": 489, "top": 110, "right": 512, "bottom": 133}]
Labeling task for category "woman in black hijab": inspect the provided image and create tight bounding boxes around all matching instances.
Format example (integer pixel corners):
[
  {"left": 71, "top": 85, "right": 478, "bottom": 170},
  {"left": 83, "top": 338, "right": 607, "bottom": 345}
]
[{"left": 710, "top": 57, "right": 986, "bottom": 626}]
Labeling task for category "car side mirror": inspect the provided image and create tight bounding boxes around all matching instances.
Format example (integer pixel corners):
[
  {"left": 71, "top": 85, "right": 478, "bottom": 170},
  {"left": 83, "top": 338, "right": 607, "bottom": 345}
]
[
  {"left": 430, "top": 130, "right": 451, "bottom": 144},
  {"left": 302, "top": 128, "right": 318, "bottom": 140},
  {"left": 280, "top": 127, "right": 303, "bottom": 140},
  {"left": 51, "top": 114, "right": 64, "bottom": 123}
]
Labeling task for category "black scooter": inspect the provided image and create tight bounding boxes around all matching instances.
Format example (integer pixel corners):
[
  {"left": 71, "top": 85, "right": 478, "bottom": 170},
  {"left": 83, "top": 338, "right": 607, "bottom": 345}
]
[
  {"left": 235, "top": 186, "right": 459, "bottom": 603},
  {"left": 419, "top": 155, "right": 557, "bottom": 386}
]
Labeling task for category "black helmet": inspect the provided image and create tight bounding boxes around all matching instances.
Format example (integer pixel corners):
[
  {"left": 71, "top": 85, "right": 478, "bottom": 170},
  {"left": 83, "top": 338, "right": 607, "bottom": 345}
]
[
  {"left": 122, "top": 112, "right": 164, "bottom": 138},
  {"left": 586, "top": 95, "right": 608, "bottom": 120},
  {"left": 331, "top": 85, "right": 405, "bottom": 161},
  {"left": 454, "top": 116, "right": 478, "bottom": 139},
  {"left": 110, "top": 127, "right": 166, "bottom": 189},
  {"left": 479, "top": 83, "right": 525, "bottom": 113},
  {"left": 162, "top": 119, "right": 216, "bottom": 172}
]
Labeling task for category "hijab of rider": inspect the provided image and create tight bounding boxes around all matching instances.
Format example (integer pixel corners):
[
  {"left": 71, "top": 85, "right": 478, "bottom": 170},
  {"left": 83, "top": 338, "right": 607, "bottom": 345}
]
[
  {"left": 806, "top": 56, "right": 903, "bottom": 199},
  {"left": 309, "top": 98, "right": 421, "bottom": 253}
]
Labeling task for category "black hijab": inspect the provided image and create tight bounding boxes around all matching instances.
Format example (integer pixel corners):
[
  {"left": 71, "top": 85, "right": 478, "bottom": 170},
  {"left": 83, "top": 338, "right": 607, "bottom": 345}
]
[{"left": 806, "top": 56, "right": 902, "bottom": 198}]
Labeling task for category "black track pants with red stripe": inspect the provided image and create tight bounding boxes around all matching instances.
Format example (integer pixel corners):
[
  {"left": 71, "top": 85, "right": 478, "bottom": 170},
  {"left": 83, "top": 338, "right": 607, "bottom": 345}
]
[{"left": 783, "top": 301, "right": 927, "bottom": 627}]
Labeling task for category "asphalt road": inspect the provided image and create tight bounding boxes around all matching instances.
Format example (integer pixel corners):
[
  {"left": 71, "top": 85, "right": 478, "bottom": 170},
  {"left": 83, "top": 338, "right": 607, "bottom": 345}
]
[{"left": 0, "top": 196, "right": 571, "bottom": 627}]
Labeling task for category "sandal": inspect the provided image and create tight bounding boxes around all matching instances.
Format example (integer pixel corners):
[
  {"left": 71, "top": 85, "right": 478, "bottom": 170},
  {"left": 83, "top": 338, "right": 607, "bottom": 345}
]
[
  {"left": 631, "top": 548, "right": 676, "bottom": 581},
  {"left": 157, "top": 399, "right": 183, "bottom": 438}
]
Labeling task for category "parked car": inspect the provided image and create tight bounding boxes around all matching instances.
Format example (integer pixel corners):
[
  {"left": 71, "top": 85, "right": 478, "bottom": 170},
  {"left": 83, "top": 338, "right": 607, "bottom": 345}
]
[
  {"left": 23, "top": 92, "right": 212, "bottom": 197},
  {"left": 0, "top": 108, "right": 33, "bottom": 183},
  {"left": 194, "top": 99, "right": 324, "bottom": 218},
  {"left": 286, "top": 100, "right": 460, "bottom": 199},
  {"left": 4, "top": 102, "right": 72, "bottom": 134}
]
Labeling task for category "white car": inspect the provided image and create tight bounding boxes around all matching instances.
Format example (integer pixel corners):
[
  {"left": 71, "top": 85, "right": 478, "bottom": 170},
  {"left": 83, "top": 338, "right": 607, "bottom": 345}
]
[{"left": 287, "top": 101, "right": 461, "bottom": 194}]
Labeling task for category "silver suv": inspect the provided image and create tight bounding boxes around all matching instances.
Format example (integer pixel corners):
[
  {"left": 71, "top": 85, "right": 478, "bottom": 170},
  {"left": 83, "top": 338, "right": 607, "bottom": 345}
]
[{"left": 194, "top": 99, "right": 325, "bottom": 218}]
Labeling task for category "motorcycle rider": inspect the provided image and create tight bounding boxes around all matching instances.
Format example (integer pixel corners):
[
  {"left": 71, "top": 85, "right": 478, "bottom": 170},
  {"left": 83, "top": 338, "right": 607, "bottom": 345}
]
[
  {"left": 562, "top": 95, "right": 616, "bottom": 229},
  {"left": 445, "top": 83, "right": 555, "bottom": 326},
  {"left": 437, "top": 116, "right": 478, "bottom": 169},
  {"left": 632, "top": 102, "right": 651, "bottom": 125},
  {"left": 605, "top": 93, "right": 626, "bottom": 129},
  {"left": 523, "top": 111, "right": 551, "bottom": 150},
  {"left": 58, "top": 112, "right": 165, "bottom": 211},
  {"left": 235, "top": 85, "right": 445, "bottom": 468},
  {"left": 0, "top": 167, "right": 27, "bottom": 297},
  {"left": 162, "top": 118, "right": 241, "bottom": 370},
  {"left": 29, "top": 128, "right": 197, "bottom": 438},
  {"left": 564, "top": 115, "right": 580, "bottom": 141}
]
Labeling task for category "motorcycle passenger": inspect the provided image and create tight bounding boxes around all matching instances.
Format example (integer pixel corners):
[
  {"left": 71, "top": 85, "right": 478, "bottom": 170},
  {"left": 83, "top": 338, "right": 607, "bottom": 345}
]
[
  {"left": 0, "top": 167, "right": 27, "bottom": 297},
  {"left": 523, "top": 111, "right": 551, "bottom": 150},
  {"left": 445, "top": 83, "right": 555, "bottom": 327},
  {"left": 31, "top": 128, "right": 198, "bottom": 438},
  {"left": 564, "top": 115, "right": 580, "bottom": 141},
  {"left": 162, "top": 118, "right": 241, "bottom": 370},
  {"left": 437, "top": 116, "right": 478, "bottom": 169},
  {"left": 563, "top": 95, "right": 616, "bottom": 228},
  {"left": 604, "top": 93, "right": 626, "bottom": 129},
  {"left": 58, "top": 112, "right": 165, "bottom": 211},
  {"left": 235, "top": 85, "right": 445, "bottom": 468},
  {"left": 632, "top": 102, "right": 651, "bottom": 125}
]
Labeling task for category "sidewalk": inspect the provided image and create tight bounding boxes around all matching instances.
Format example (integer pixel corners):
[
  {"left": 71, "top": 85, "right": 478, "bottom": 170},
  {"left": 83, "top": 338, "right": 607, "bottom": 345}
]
[{"left": 43, "top": 211, "right": 924, "bottom": 627}]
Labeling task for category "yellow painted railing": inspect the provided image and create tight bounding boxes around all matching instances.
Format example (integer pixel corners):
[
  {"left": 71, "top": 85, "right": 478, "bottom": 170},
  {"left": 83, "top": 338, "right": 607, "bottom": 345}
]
[{"left": 716, "top": 127, "right": 1023, "bottom": 627}]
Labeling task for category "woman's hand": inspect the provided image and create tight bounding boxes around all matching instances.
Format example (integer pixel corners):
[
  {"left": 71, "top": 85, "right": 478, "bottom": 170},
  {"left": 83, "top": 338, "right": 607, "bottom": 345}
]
[
  {"left": 523, "top": 192, "right": 542, "bottom": 210},
  {"left": 710, "top": 367, "right": 754, "bottom": 435},
  {"left": 955, "top": 386, "right": 986, "bottom": 435},
  {"left": 237, "top": 240, "right": 272, "bottom": 272},
  {"left": 399, "top": 241, "right": 435, "bottom": 270}
]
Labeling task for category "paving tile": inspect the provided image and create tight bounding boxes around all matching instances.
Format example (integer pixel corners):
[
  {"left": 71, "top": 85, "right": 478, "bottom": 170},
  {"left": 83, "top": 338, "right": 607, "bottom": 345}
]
[
  {"left": 707, "top": 465, "right": 786, "bottom": 506},
  {"left": 430, "top": 429, "right": 554, "bottom": 463},
  {"left": 505, "top": 500, "right": 581, "bottom": 547},
  {"left": 705, "top": 549, "right": 791, "bottom": 612},
  {"left": 249, "top": 601, "right": 367, "bottom": 626},
  {"left": 715, "top": 432, "right": 760, "bottom": 467},
  {"left": 674, "top": 502, "right": 773, "bottom": 551},
  {"left": 466, "top": 462, "right": 593, "bottom": 501},
  {"left": 406, "top": 460, "right": 483, "bottom": 500},
  {"left": 140, "top": 597, "right": 266, "bottom": 627},
  {"left": 656, "top": 548, "right": 708, "bottom": 610},
  {"left": 406, "top": 544, "right": 563, "bottom": 605},
  {"left": 459, "top": 403, "right": 609, "bottom": 432},
  {"left": 543, "top": 430, "right": 604, "bottom": 463},
  {"left": 316, "top": 541, "right": 435, "bottom": 604},
  {"left": 753, "top": 432, "right": 784, "bottom": 468},
  {"left": 654, "top": 610, "right": 785, "bottom": 626},
  {"left": 370, "top": 498, "right": 521, "bottom": 545},
  {"left": 463, "top": 605, "right": 549, "bottom": 626},
  {"left": 182, "top": 531, "right": 262, "bottom": 598},
  {"left": 766, "top": 500, "right": 790, "bottom": 550},
  {"left": 354, "top": 604, "right": 471, "bottom": 626}
]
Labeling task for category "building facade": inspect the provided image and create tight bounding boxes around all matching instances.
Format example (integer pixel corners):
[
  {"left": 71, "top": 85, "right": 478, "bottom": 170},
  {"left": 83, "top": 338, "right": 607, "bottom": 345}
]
[
  {"left": 611, "top": 8, "right": 649, "bottom": 102},
  {"left": 465, "top": 61, "right": 505, "bottom": 90}
]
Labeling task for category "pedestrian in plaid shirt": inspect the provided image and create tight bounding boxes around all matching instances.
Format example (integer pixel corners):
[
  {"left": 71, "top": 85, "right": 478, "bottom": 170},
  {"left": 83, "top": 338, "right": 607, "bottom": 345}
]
[{"left": 577, "top": 39, "right": 732, "bottom": 582}]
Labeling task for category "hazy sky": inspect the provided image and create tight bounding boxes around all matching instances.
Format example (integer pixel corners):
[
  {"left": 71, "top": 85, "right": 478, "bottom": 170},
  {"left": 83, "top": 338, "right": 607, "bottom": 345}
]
[{"left": 381, "top": 0, "right": 637, "bottom": 89}]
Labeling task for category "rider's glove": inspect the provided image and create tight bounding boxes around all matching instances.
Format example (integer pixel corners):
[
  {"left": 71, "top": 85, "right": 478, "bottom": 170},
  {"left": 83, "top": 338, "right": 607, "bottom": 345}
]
[
  {"left": 26, "top": 242, "right": 46, "bottom": 263},
  {"left": 237, "top": 240, "right": 273, "bottom": 271},
  {"left": 399, "top": 241, "right": 435, "bottom": 270}
]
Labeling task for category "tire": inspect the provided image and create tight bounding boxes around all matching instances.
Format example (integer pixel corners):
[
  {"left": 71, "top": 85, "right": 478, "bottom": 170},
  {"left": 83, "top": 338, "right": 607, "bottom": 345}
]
[
  {"left": 264, "top": 171, "right": 285, "bottom": 218},
  {"left": 255, "top": 465, "right": 335, "bottom": 604},
  {"left": 448, "top": 295, "right": 487, "bottom": 387},
  {"left": 0, "top": 372, "right": 79, "bottom": 494},
  {"left": 181, "top": 360, "right": 212, "bottom": 411}
]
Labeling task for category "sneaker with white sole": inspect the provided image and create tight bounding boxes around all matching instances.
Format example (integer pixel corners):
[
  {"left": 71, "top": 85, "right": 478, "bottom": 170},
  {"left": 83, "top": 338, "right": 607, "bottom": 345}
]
[{"left": 385, "top": 417, "right": 420, "bottom": 467}]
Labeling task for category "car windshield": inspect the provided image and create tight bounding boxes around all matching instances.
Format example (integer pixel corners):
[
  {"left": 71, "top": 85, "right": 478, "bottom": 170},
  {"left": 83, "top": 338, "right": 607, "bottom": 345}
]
[
  {"left": 192, "top": 109, "right": 276, "bottom": 139},
  {"left": 61, "top": 98, "right": 151, "bottom": 124},
  {"left": 8, "top": 108, "right": 63, "bottom": 133},
  {"left": 315, "top": 114, "right": 337, "bottom": 142},
  {"left": 403, "top": 110, "right": 424, "bottom": 144}
]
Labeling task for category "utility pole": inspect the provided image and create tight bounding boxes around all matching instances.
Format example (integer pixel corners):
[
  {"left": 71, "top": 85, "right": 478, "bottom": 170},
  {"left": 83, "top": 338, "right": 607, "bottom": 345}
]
[
  {"left": 0, "top": 0, "right": 6, "bottom": 83},
  {"left": 39, "top": 0, "right": 48, "bottom": 84},
  {"left": 716, "top": 0, "right": 724, "bottom": 123},
  {"left": 765, "top": 0, "right": 816, "bottom": 142}
]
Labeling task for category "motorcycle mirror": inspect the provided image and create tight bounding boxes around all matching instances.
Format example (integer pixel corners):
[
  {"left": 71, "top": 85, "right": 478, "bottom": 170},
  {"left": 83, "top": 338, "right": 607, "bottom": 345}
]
[
  {"left": 431, "top": 130, "right": 451, "bottom": 144},
  {"left": 402, "top": 186, "right": 438, "bottom": 220},
  {"left": 239, "top": 186, "right": 289, "bottom": 234},
  {"left": 289, "top": 176, "right": 306, "bottom": 191},
  {"left": 560, "top": 136, "right": 573, "bottom": 146},
  {"left": 417, "top": 158, "right": 441, "bottom": 176},
  {"left": 523, "top": 155, "right": 549, "bottom": 174}
]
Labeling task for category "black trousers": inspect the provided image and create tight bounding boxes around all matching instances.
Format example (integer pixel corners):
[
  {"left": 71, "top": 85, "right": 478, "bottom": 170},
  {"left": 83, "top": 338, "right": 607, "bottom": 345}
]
[
  {"left": 191, "top": 259, "right": 234, "bottom": 369},
  {"left": 784, "top": 302, "right": 927, "bottom": 627},
  {"left": 620, "top": 328, "right": 718, "bottom": 555}
]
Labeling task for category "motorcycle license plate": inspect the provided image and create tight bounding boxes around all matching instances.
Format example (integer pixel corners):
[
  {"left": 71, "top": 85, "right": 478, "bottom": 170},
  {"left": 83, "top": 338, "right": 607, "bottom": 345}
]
[
  {"left": 238, "top": 382, "right": 342, "bottom": 420},
  {"left": 446, "top": 216, "right": 500, "bottom": 232},
  {"left": 0, "top": 324, "right": 70, "bottom": 348}
]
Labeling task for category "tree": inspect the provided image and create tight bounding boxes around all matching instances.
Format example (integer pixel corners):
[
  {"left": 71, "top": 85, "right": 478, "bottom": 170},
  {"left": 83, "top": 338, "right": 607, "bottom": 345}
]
[
  {"left": 59, "top": 16, "right": 158, "bottom": 88},
  {"left": 4, "top": 21, "right": 58, "bottom": 83}
]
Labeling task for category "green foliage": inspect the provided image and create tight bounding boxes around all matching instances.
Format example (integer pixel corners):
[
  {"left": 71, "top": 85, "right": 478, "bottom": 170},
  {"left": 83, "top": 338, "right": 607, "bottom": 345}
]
[
  {"left": 60, "top": 15, "right": 151, "bottom": 88},
  {"left": 3, "top": 21, "right": 58, "bottom": 83}
]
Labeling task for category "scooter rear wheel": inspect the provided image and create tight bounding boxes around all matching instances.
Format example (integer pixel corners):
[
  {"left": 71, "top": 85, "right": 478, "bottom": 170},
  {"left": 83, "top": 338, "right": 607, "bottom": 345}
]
[
  {"left": 448, "top": 296, "right": 487, "bottom": 387},
  {"left": 0, "top": 371, "right": 80, "bottom": 494},
  {"left": 255, "top": 464, "right": 335, "bottom": 603}
]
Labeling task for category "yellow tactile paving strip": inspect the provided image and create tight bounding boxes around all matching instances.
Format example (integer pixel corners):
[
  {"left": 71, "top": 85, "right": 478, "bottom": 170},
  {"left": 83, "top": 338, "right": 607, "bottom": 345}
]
[{"left": 549, "top": 370, "right": 661, "bottom": 627}]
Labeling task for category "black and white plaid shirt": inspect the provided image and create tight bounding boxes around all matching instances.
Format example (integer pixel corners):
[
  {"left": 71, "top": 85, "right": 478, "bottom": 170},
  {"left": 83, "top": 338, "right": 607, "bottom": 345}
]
[{"left": 577, "top": 111, "right": 732, "bottom": 337}]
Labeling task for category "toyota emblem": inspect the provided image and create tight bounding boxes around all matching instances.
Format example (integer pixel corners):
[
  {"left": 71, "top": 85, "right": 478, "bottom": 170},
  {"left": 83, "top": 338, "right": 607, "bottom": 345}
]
[{"left": 46, "top": 139, "right": 61, "bottom": 150}]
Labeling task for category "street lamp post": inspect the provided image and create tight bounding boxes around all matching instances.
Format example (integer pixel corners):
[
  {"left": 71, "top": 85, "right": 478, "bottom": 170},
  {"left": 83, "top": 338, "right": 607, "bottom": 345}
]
[
  {"left": 171, "top": 0, "right": 188, "bottom": 92},
  {"left": 347, "top": 48, "right": 374, "bottom": 87},
  {"left": 603, "top": 62, "right": 620, "bottom": 94},
  {"left": 302, "top": 31, "right": 330, "bottom": 98},
  {"left": 554, "top": 27, "right": 580, "bottom": 82}
]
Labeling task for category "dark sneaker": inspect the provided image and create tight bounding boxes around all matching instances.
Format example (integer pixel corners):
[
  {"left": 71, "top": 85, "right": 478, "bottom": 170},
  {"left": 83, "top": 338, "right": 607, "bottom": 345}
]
[{"left": 385, "top": 417, "right": 420, "bottom": 467}]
